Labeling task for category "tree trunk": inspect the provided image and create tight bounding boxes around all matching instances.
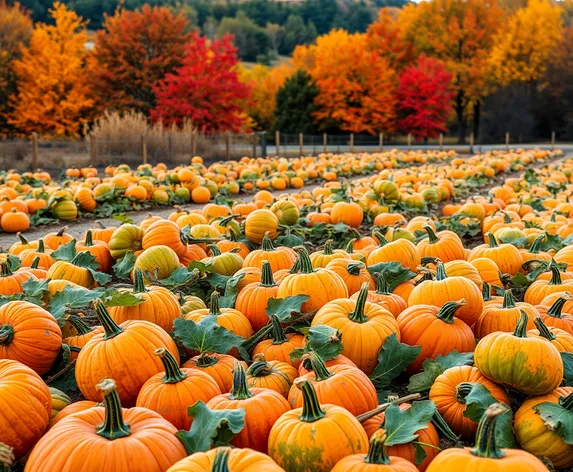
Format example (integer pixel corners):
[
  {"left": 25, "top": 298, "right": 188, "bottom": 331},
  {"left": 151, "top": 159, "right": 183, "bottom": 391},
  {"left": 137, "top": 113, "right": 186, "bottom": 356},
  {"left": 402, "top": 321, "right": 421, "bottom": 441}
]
[
  {"left": 473, "top": 101, "right": 481, "bottom": 142},
  {"left": 455, "top": 91, "right": 466, "bottom": 145}
]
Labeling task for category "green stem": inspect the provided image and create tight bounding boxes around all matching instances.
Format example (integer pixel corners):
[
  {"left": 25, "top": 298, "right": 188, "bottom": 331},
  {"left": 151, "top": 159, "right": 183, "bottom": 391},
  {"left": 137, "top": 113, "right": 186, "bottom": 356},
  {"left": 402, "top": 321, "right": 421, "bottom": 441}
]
[
  {"left": 487, "top": 233, "right": 499, "bottom": 248},
  {"left": 304, "top": 352, "right": 332, "bottom": 381},
  {"left": 373, "top": 231, "right": 388, "bottom": 247},
  {"left": 208, "top": 244, "right": 222, "bottom": 257},
  {"left": 196, "top": 353, "right": 217, "bottom": 367},
  {"left": 230, "top": 362, "right": 253, "bottom": 400},
  {"left": 30, "top": 257, "right": 40, "bottom": 269},
  {"left": 345, "top": 239, "right": 357, "bottom": 254},
  {"left": 37, "top": 239, "right": 45, "bottom": 253},
  {"left": 374, "top": 273, "right": 390, "bottom": 295},
  {"left": 261, "top": 261, "right": 276, "bottom": 287},
  {"left": 323, "top": 240, "right": 334, "bottom": 255},
  {"left": 212, "top": 449, "right": 231, "bottom": 472},
  {"left": 559, "top": 393, "right": 573, "bottom": 411},
  {"left": 470, "top": 404, "right": 507, "bottom": 459},
  {"left": 436, "top": 299, "right": 466, "bottom": 324},
  {"left": 482, "top": 282, "right": 493, "bottom": 302},
  {"left": 17, "top": 232, "right": 29, "bottom": 245},
  {"left": 269, "top": 314, "right": 288, "bottom": 344},
  {"left": 247, "top": 354, "right": 272, "bottom": 377},
  {"left": 261, "top": 233, "right": 275, "bottom": 251},
  {"left": 84, "top": 230, "right": 94, "bottom": 247},
  {"left": 349, "top": 282, "right": 370, "bottom": 323},
  {"left": 435, "top": 262, "right": 447, "bottom": 281},
  {"left": 0, "top": 443, "right": 14, "bottom": 472},
  {"left": 0, "top": 263, "right": 12, "bottom": 277},
  {"left": 65, "top": 315, "right": 94, "bottom": 336},
  {"left": 0, "top": 325, "right": 14, "bottom": 346},
  {"left": 533, "top": 317, "right": 556, "bottom": 341},
  {"left": 95, "top": 379, "right": 131, "bottom": 440},
  {"left": 298, "top": 380, "right": 326, "bottom": 422},
  {"left": 133, "top": 268, "right": 148, "bottom": 293},
  {"left": 549, "top": 261, "right": 563, "bottom": 285},
  {"left": 209, "top": 291, "right": 221, "bottom": 316},
  {"left": 420, "top": 256, "right": 440, "bottom": 266},
  {"left": 456, "top": 382, "right": 475, "bottom": 404},
  {"left": 295, "top": 247, "right": 315, "bottom": 274},
  {"left": 364, "top": 430, "right": 390, "bottom": 465},
  {"left": 424, "top": 224, "right": 439, "bottom": 244},
  {"left": 529, "top": 234, "right": 545, "bottom": 254},
  {"left": 513, "top": 310, "right": 529, "bottom": 338},
  {"left": 95, "top": 301, "right": 123, "bottom": 339},
  {"left": 346, "top": 262, "right": 364, "bottom": 276},
  {"left": 155, "top": 348, "right": 187, "bottom": 384},
  {"left": 547, "top": 295, "right": 569, "bottom": 318},
  {"left": 502, "top": 290, "right": 515, "bottom": 309}
]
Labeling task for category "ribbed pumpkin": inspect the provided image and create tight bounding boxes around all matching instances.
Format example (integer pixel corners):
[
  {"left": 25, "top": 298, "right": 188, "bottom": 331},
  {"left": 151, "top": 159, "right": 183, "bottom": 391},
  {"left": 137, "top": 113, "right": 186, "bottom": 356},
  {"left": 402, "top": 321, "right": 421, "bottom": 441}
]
[
  {"left": 216, "top": 231, "right": 250, "bottom": 259},
  {"left": 468, "top": 233, "right": 523, "bottom": 275},
  {"left": 25, "top": 379, "right": 186, "bottom": 472},
  {"left": 277, "top": 247, "right": 348, "bottom": 313},
  {"left": 180, "top": 294, "right": 206, "bottom": 314},
  {"left": 514, "top": 387, "right": 573, "bottom": 468},
  {"left": 473, "top": 290, "right": 537, "bottom": 339},
  {"left": 298, "top": 353, "right": 357, "bottom": 376},
  {"left": 0, "top": 301, "right": 61, "bottom": 375},
  {"left": 429, "top": 365, "right": 510, "bottom": 438},
  {"left": 521, "top": 233, "right": 552, "bottom": 265},
  {"left": 524, "top": 261, "right": 573, "bottom": 305},
  {"left": 252, "top": 315, "right": 306, "bottom": 368},
  {"left": 269, "top": 380, "right": 368, "bottom": 472},
  {"left": 311, "top": 283, "right": 400, "bottom": 375},
  {"left": 47, "top": 252, "right": 95, "bottom": 288},
  {"left": 76, "top": 230, "right": 112, "bottom": 272},
  {"left": 426, "top": 404, "right": 548, "bottom": 472},
  {"left": 88, "top": 222, "right": 116, "bottom": 244},
  {"left": 310, "top": 240, "right": 351, "bottom": 268},
  {"left": 536, "top": 293, "right": 573, "bottom": 335},
  {"left": 326, "top": 259, "right": 374, "bottom": 295},
  {"left": 245, "top": 209, "right": 279, "bottom": 244},
  {"left": 182, "top": 352, "right": 241, "bottom": 393},
  {"left": 397, "top": 300, "right": 475, "bottom": 372},
  {"left": 408, "top": 262, "right": 483, "bottom": 326},
  {"left": 142, "top": 219, "right": 187, "bottom": 258},
  {"left": 49, "top": 400, "right": 98, "bottom": 428},
  {"left": 207, "top": 362, "right": 291, "bottom": 453},
  {"left": 235, "top": 261, "right": 279, "bottom": 331},
  {"left": 202, "top": 245, "right": 243, "bottom": 276},
  {"left": 179, "top": 243, "right": 208, "bottom": 266},
  {"left": 288, "top": 352, "right": 377, "bottom": 416},
  {"left": 416, "top": 225, "right": 465, "bottom": 263},
  {"left": 49, "top": 387, "right": 72, "bottom": 420},
  {"left": 528, "top": 316, "right": 573, "bottom": 352},
  {"left": 43, "top": 226, "right": 73, "bottom": 250},
  {"left": 108, "top": 223, "right": 144, "bottom": 259},
  {"left": 234, "top": 266, "right": 262, "bottom": 291},
  {"left": 8, "top": 232, "right": 38, "bottom": 255},
  {"left": 62, "top": 315, "right": 104, "bottom": 360},
  {"left": 246, "top": 354, "right": 298, "bottom": 398},
  {"left": 0, "top": 262, "right": 34, "bottom": 295},
  {"left": 0, "top": 359, "right": 51, "bottom": 459},
  {"left": 133, "top": 245, "right": 180, "bottom": 282},
  {"left": 350, "top": 274, "right": 407, "bottom": 318},
  {"left": 470, "top": 257, "right": 503, "bottom": 287},
  {"left": 76, "top": 302, "right": 180, "bottom": 406},
  {"left": 136, "top": 348, "right": 221, "bottom": 430},
  {"left": 243, "top": 233, "right": 296, "bottom": 272},
  {"left": 422, "top": 256, "right": 482, "bottom": 289},
  {"left": 167, "top": 447, "right": 284, "bottom": 472},
  {"left": 474, "top": 310, "right": 563, "bottom": 395},
  {"left": 367, "top": 233, "right": 419, "bottom": 271},
  {"left": 482, "top": 282, "right": 504, "bottom": 306},
  {"left": 19, "top": 239, "right": 54, "bottom": 270},
  {"left": 109, "top": 268, "right": 181, "bottom": 332}
]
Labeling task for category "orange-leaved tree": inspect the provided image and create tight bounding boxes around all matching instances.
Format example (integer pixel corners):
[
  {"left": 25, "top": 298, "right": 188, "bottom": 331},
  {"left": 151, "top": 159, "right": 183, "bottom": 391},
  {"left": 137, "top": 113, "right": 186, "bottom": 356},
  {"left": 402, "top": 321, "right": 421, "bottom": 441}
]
[
  {"left": 8, "top": 2, "right": 95, "bottom": 137},
  {"left": 366, "top": 8, "right": 414, "bottom": 71},
  {"left": 293, "top": 29, "right": 397, "bottom": 135}
]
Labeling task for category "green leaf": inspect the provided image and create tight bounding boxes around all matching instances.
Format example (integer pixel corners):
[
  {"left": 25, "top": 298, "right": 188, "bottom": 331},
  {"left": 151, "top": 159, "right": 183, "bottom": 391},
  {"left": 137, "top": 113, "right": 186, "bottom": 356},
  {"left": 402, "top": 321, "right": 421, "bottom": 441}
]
[
  {"left": 103, "top": 290, "right": 145, "bottom": 307},
  {"left": 22, "top": 278, "right": 49, "bottom": 304},
  {"left": 45, "top": 344, "right": 78, "bottom": 392},
  {"left": 6, "top": 254, "right": 21, "bottom": 271},
  {"left": 72, "top": 251, "right": 99, "bottom": 270},
  {"left": 112, "top": 251, "right": 136, "bottom": 280},
  {"left": 266, "top": 295, "right": 309, "bottom": 322},
  {"left": 89, "top": 269, "right": 112, "bottom": 286},
  {"left": 290, "top": 325, "right": 343, "bottom": 362},
  {"left": 173, "top": 316, "right": 244, "bottom": 355},
  {"left": 157, "top": 268, "right": 197, "bottom": 287},
  {"left": 219, "top": 273, "right": 245, "bottom": 309},
  {"left": 463, "top": 383, "right": 517, "bottom": 448},
  {"left": 188, "top": 261, "right": 214, "bottom": 273},
  {"left": 176, "top": 401, "right": 245, "bottom": 454},
  {"left": 52, "top": 239, "right": 77, "bottom": 261},
  {"left": 367, "top": 261, "right": 416, "bottom": 292},
  {"left": 384, "top": 401, "right": 437, "bottom": 446},
  {"left": 408, "top": 351, "right": 473, "bottom": 393},
  {"left": 414, "top": 442, "right": 427, "bottom": 466},
  {"left": 113, "top": 214, "right": 134, "bottom": 225},
  {"left": 562, "top": 352, "right": 573, "bottom": 387},
  {"left": 48, "top": 285, "right": 102, "bottom": 325},
  {"left": 434, "top": 351, "right": 474, "bottom": 371},
  {"left": 370, "top": 334, "right": 421, "bottom": 390},
  {"left": 534, "top": 402, "right": 573, "bottom": 445}
]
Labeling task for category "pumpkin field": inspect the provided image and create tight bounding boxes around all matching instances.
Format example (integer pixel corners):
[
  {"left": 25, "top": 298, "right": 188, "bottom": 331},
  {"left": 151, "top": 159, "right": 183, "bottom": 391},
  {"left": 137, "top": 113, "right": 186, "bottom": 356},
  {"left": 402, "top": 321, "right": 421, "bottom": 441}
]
[{"left": 3, "top": 147, "right": 573, "bottom": 471}]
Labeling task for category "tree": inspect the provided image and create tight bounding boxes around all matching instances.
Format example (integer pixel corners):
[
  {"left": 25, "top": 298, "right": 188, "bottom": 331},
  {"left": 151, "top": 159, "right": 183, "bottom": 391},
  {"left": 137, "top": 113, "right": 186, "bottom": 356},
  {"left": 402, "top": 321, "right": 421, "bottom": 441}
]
[
  {"left": 240, "top": 63, "right": 293, "bottom": 131},
  {"left": 151, "top": 33, "right": 251, "bottom": 133},
  {"left": 8, "top": 2, "right": 94, "bottom": 137},
  {"left": 397, "top": 55, "right": 455, "bottom": 140},
  {"left": 300, "top": 0, "right": 338, "bottom": 35},
  {"left": 274, "top": 69, "right": 319, "bottom": 134},
  {"left": 293, "top": 29, "right": 397, "bottom": 134},
  {"left": 91, "top": 5, "right": 190, "bottom": 115},
  {"left": 488, "top": 0, "right": 563, "bottom": 87},
  {"left": 366, "top": 8, "right": 414, "bottom": 70},
  {"left": 333, "top": 1, "right": 374, "bottom": 33},
  {"left": 0, "top": 1, "right": 32, "bottom": 135},
  {"left": 279, "top": 14, "right": 317, "bottom": 55},
  {"left": 398, "top": 0, "right": 504, "bottom": 143},
  {"left": 216, "top": 11, "right": 270, "bottom": 62},
  {"left": 15, "top": 0, "right": 52, "bottom": 22}
]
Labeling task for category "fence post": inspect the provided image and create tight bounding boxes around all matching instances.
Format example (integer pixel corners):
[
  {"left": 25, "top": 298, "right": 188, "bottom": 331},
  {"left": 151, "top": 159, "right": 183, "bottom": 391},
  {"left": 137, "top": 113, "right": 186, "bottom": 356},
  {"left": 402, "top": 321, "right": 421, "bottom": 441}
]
[
  {"left": 350, "top": 133, "right": 354, "bottom": 152},
  {"left": 191, "top": 132, "right": 197, "bottom": 158},
  {"left": 89, "top": 133, "right": 97, "bottom": 165},
  {"left": 252, "top": 133, "right": 257, "bottom": 159},
  {"left": 469, "top": 132, "right": 474, "bottom": 154},
  {"left": 407, "top": 133, "right": 412, "bottom": 150},
  {"left": 141, "top": 135, "right": 147, "bottom": 165},
  {"left": 225, "top": 133, "right": 230, "bottom": 160},
  {"left": 275, "top": 131, "right": 280, "bottom": 157},
  {"left": 551, "top": 131, "right": 556, "bottom": 150},
  {"left": 379, "top": 133, "right": 383, "bottom": 152},
  {"left": 299, "top": 132, "right": 303, "bottom": 157},
  {"left": 260, "top": 131, "right": 267, "bottom": 158},
  {"left": 505, "top": 132, "right": 510, "bottom": 151},
  {"left": 439, "top": 133, "right": 443, "bottom": 151},
  {"left": 31, "top": 133, "right": 38, "bottom": 170},
  {"left": 323, "top": 133, "right": 327, "bottom": 154}
]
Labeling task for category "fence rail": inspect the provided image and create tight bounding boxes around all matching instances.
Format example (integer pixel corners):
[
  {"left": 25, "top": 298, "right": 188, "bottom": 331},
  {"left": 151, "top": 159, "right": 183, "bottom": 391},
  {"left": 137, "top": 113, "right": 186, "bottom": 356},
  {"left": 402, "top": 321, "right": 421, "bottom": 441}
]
[{"left": 0, "top": 130, "right": 563, "bottom": 172}]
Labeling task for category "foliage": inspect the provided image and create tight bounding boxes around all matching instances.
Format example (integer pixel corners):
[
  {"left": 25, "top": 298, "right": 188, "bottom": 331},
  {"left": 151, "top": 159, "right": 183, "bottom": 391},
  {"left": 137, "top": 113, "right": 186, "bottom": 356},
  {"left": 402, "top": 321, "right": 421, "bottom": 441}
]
[
  {"left": 279, "top": 14, "right": 317, "bottom": 55},
  {"left": 365, "top": 8, "right": 413, "bottom": 70},
  {"left": 408, "top": 351, "right": 474, "bottom": 393},
  {"left": 369, "top": 334, "right": 421, "bottom": 390},
  {"left": 216, "top": 11, "right": 271, "bottom": 62},
  {"left": 273, "top": 69, "right": 319, "bottom": 134}
]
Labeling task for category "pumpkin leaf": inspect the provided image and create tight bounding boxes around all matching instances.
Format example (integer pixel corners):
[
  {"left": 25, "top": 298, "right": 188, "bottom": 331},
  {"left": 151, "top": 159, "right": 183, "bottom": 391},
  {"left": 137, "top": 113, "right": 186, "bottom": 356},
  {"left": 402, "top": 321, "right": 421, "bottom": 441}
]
[
  {"left": 6, "top": 254, "right": 21, "bottom": 271},
  {"left": 48, "top": 285, "right": 102, "bottom": 325},
  {"left": 52, "top": 239, "right": 77, "bottom": 261},
  {"left": 113, "top": 214, "right": 134, "bottom": 225},
  {"left": 21, "top": 278, "right": 49, "bottom": 304},
  {"left": 432, "top": 410, "right": 460, "bottom": 443},
  {"left": 290, "top": 325, "right": 343, "bottom": 362},
  {"left": 173, "top": 316, "right": 244, "bottom": 355},
  {"left": 413, "top": 443, "right": 427, "bottom": 466},
  {"left": 434, "top": 351, "right": 474, "bottom": 371},
  {"left": 367, "top": 261, "right": 416, "bottom": 292},
  {"left": 157, "top": 268, "right": 198, "bottom": 288},
  {"left": 462, "top": 383, "right": 517, "bottom": 448},
  {"left": 266, "top": 295, "right": 309, "bottom": 322},
  {"left": 370, "top": 334, "right": 421, "bottom": 390},
  {"left": 561, "top": 352, "right": 573, "bottom": 386},
  {"left": 86, "top": 267, "right": 113, "bottom": 286},
  {"left": 188, "top": 261, "right": 214, "bottom": 273},
  {"left": 383, "top": 400, "right": 437, "bottom": 446},
  {"left": 45, "top": 344, "right": 78, "bottom": 392},
  {"left": 534, "top": 402, "right": 573, "bottom": 445},
  {"left": 408, "top": 351, "right": 473, "bottom": 393},
  {"left": 219, "top": 273, "right": 245, "bottom": 309},
  {"left": 112, "top": 251, "right": 136, "bottom": 280},
  {"left": 176, "top": 401, "right": 245, "bottom": 454},
  {"left": 102, "top": 290, "right": 145, "bottom": 307}
]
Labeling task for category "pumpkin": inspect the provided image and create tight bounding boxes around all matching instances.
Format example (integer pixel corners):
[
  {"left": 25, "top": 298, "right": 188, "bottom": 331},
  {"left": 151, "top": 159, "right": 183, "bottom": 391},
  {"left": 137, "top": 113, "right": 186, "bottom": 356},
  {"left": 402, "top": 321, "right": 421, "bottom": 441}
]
[
  {"left": 62, "top": 315, "right": 104, "bottom": 360},
  {"left": 397, "top": 300, "right": 475, "bottom": 372},
  {"left": 245, "top": 209, "right": 279, "bottom": 244},
  {"left": 216, "top": 230, "right": 250, "bottom": 259},
  {"left": 482, "top": 282, "right": 503, "bottom": 306},
  {"left": 8, "top": 232, "right": 38, "bottom": 255},
  {"left": 243, "top": 233, "right": 296, "bottom": 273},
  {"left": 19, "top": 239, "right": 54, "bottom": 269},
  {"left": 167, "top": 447, "right": 284, "bottom": 472},
  {"left": 49, "top": 401, "right": 98, "bottom": 428},
  {"left": 468, "top": 233, "right": 523, "bottom": 275},
  {"left": 367, "top": 233, "right": 419, "bottom": 272},
  {"left": 76, "top": 301, "right": 180, "bottom": 406},
  {"left": 76, "top": 230, "right": 112, "bottom": 272},
  {"left": 108, "top": 224, "right": 144, "bottom": 259},
  {"left": 429, "top": 365, "right": 510, "bottom": 438},
  {"left": 350, "top": 274, "right": 407, "bottom": 318},
  {"left": 474, "top": 310, "right": 563, "bottom": 395},
  {"left": 49, "top": 387, "right": 71, "bottom": 419},
  {"left": 310, "top": 240, "right": 351, "bottom": 268},
  {"left": 252, "top": 314, "right": 306, "bottom": 368},
  {"left": 0, "top": 359, "right": 51, "bottom": 459},
  {"left": 25, "top": 379, "right": 186, "bottom": 472},
  {"left": 271, "top": 199, "right": 300, "bottom": 225},
  {"left": 524, "top": 261, "right": 573, "bottom": 305},
  {"left": 134, "top": 245, "right": 180, "bottom": 282},
  {"left": 330, "top": 201, "right": 364, "bottom": 228},
  {"left": 470, "top": 257, "right": 503, "bottom": 287},
  {"left": 246, "top": 354, "right": 298, "bottom": 398},
  {"left": 528, "top": 316, "right": 573, "bottom": 352},
  {"left": 287, "top": 352, "right": 378, "bottom": 416},
  {"left": 202, "top": 244, "right": 243, "bottom": 276},
  {"left": 136, "top": 348, "right": 221, "bottom": 430},
  {"left": 0, "top": 261, "right": 35, "bottom": 296},
  {"left": 408, "top": 262, "right": 483, "bottom": 326},
  {"left": 521, "top": 233, "right": 552, "bottom": 265},
  {"left": 183, "top": 352, "right": 241, "bottom": 393},
  {"left": 46, "top": 252, "right": 95, "bottom": 288},
  {"left": 43, "top": 226, "right": 73, "bottom": 250},
  {"left": 277, "top": 247, "right": 348, "bottom": 313},
  {"left": 426, "top": 404, "right": 549, "bottom": 472},
  {"left": 311, "top": 283, "right": 400, "bottom": 375},
  {"left": 536, "top": 293, "right": 573, "bottom": 335},
  {"left": 0, "top": 301, "right": 61, "bottom": 375},
  {"left": 325, "top": 259, "right": 374, "bottom": 295},
  {"left": 298, "top": 353, "right": 357, "bottom": 376},
  {"left": 234, "top": 266, "right": 262, "bottom": 291},
  {"left": 416, "top": 225, "right": 465, "bottom": 263},
  {"left": 423, "top": 257, "right": 482, "bottom": 289},
  {"left": 88, "top": 222, "right": 116, "bottom": 244},
  {"left": 207, "top": 362, "right": 291, "bottom": 452},
  {"left": 142, "top": 219, "right": 187, "bottom": 258}
]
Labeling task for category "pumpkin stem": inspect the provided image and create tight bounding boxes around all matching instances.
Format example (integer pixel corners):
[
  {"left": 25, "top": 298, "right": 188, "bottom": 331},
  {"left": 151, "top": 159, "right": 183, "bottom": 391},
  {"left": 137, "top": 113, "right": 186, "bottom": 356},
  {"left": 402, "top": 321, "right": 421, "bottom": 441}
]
[
  {"left": 346, "top": 262, "right": 364, "bottom": 276},
  {"left": 533, "top": 317, "right": 556, "bottom": 341},
  {"left": 512, "top": 310, "right": 529, "bottom": 338},
  {"left": 294, "top": 247, "right": 315, "bottom": 274},
  {"left": 348, "top": 282, "right": 370, "bottom": 323},
  {"left": 269, "top": 314, "right": 288, "bottom": 344},
  {"left": 456, "top": 382, "right": 475, "bottom": 404},
  {"left": 289, "top": 257, "right": 301, "bottom": 274},
  {"left": 133, "top": 268, "right": 148, "bottom": 293},
  {"left": 345, "top": 239, "right": 357, "bottom": 254},
  {"left": 56, "top": 226, "right": 68, "bottom": 237},
  {"left": 298, "top": 380, "right": 326, "bottom": 422},
  {"left": 501, "top": 290, "right": 516, "bottom": 309},
  {"left": 94, "top": 301, "right": 123, "bottom": 339},
  {"left": 549, "top": 260, "right": 563, "bottom": 285},
  {"left": 423, "top": 224, "right": 439, "bottom": 244},
  {"left": 37, "top": 239, "right": 46, "bottom": 253},
  {"left": 0, "top": 263, "right": 12, "bottom": 277},
  {"left": 547, "top": 293, "right": 571, "bottom": 318},
  {"left": 420, "top": 256, "right": 440, "bottom": 267},
  {"left": 30, "top": 257, "right": 40, "bottom": 269},
  {"left": 84, "top": 230, "right": 94, "bottom": 247},
  {"left": 364, "top": 429, "right": 391, "bottom": 465},
  {"left": 435, "top": 262, "right": 447, "bottom": 281},
  {"left": 208, "top": 244, "right": 222, "bottom": 257},
  {"left": 155, "top": 348, "right": 187, "bottom": 384},
  {"left": 260, "top": 261, "right": 276, "bottom": 287},
  {"left": 373, "top": 231, "right": 388, "bottom": 247},
  {"left": 196, "top": 353, "right": 217, "bottom": 367},
  {"left": 529, "top": 234, "right": 545, "bottom": 254},
  {"left": 209, "top": 291, "right": 221, "bottom": 316},
  {"left": 95, "top": 379, "right": 131, "bottom": 440},
  {"left": 436, "top": 299, "right": 467, "bottom": 324},
  {"left": 487, "top": 233, "right": 499, "bottom": 248},
  {"left": 482, "top": 282, "right": 493, "bottom": 302},
  {"left": 374, "top": 273, "right": 390, "bottom": 295},
  {"left": 302, "top": 352, "right": 333, "bottom": 381},
  {"left": 17, "top": 232, "right": 29, "bottom": 245},
  {"left": 0, "top": 325, "right": 14, "bottom": 346},
  {"left": 212, "top": 448, "right": 231, "bottom": 472},
  {"left": 470, "top": 403, "right": 507, "bottom": 459},
  {"left": 230, "top": 361, "right": 253, "bottom": 400},
  {"left": 246, "top": 354, "right": 272, "bottom": 377},
  {"left": 0, "top": 443, "right": 14, "bottom": 472},
  {"left": 559, "top": 393, "right": 573, "bottom": 411},
  {"left": 65, "top": 315, "right": 94, "bottom": 336},
  {"left": 323, "top": 240, "right": 334, "bottom": 255},
  {"left": 261, "top": 233, "right": 275, "bottom": 251}
]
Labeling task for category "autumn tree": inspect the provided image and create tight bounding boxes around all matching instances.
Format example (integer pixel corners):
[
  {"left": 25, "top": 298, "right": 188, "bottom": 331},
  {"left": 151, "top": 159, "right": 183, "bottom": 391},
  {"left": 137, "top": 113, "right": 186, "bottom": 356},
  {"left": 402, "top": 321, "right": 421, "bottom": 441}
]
[
  {"left": 274, "top": 69, "right": 319, "bottom": 134},
  {"left": 398, "top": 0, "right": 504, "bottom": 143},
  {"left": 240, "top": 63, "right": 293, "bottom": 131},
  {"left": 8, "top": 3, "right": 94, "bottom": 137},
  {"left": 488, "top": 0, "right": 563, "bottom": 87},
  {"left": 293, "top": 29, "right": 397, "bottom": 134},
  {"left": 91, "top": 5, "right": 190, "bottom": 115},
  {"left": 151, "top": 33, "right": 251, "bottom": 133},
  {"left": 366, "top": 8, "right": 414, "bottom": 70},
  {"left": 397, "top": 55, "right": 454, "bottom": 140},
  {"left": 0, "top": 1, "right": 32, "bottom": 135}
]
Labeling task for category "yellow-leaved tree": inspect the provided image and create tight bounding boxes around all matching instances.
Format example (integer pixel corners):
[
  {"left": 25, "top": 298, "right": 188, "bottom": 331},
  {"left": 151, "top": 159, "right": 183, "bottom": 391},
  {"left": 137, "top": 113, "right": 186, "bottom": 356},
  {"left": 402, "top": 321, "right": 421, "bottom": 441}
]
[
  {"left": 488, "top": 0, "right": 563, "bottom": 87},
  {"left": 8, "top": 2, "right": 95, "bottom": 137}
]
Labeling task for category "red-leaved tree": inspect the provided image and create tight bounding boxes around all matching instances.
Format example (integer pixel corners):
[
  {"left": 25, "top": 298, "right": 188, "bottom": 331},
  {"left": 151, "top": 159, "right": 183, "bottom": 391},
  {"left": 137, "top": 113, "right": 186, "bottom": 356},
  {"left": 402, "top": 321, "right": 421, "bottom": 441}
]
[
  {"left": 397, "top": 55, "right": 455, "bottom": 140},
  {"left": 151, "top": 33, "right": 251, "bottom": 133}
]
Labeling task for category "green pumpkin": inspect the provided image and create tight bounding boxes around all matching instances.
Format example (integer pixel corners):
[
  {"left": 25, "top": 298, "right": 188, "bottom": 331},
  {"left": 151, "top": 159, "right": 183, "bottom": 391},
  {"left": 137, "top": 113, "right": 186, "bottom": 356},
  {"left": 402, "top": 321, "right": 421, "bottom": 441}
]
[
  {"left": 271, "top": 200, "right": 300, "bottom": 226},
  {"left": 52, "top": 199, "right": 78, "bottom": 221},
  {"left": 203, "top": 245, "right": 243, "bottom": 276}
]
